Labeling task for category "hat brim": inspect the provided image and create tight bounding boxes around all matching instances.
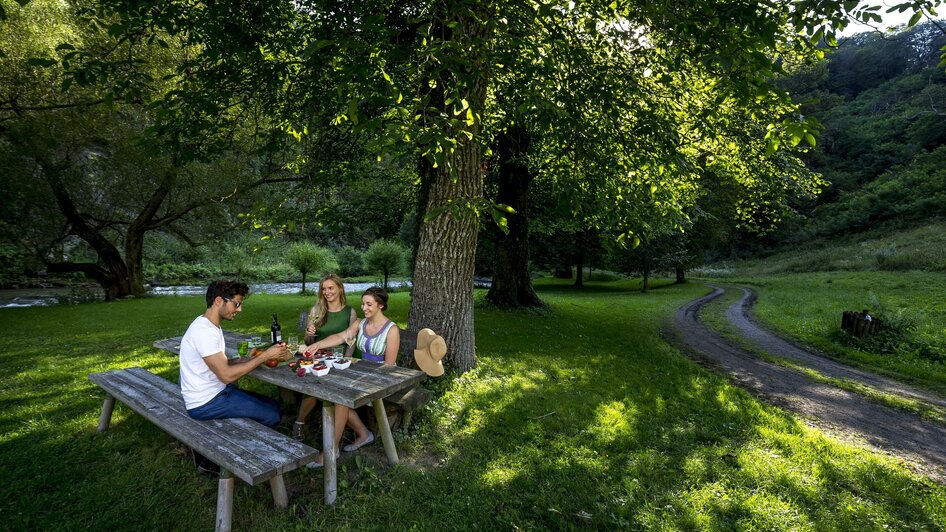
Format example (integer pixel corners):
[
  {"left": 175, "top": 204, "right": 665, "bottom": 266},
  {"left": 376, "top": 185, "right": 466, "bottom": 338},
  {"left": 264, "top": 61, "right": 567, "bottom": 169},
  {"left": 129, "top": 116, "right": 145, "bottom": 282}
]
[{"left": 415, "top": 351, "right": 445, "bottom": 376}]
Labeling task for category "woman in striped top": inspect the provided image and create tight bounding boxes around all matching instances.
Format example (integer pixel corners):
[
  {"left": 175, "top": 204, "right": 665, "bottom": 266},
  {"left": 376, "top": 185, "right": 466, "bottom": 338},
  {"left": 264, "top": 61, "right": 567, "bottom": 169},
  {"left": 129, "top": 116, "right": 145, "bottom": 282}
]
[{"left": 303, "top": 287, "right": 401, "bottom": 466}]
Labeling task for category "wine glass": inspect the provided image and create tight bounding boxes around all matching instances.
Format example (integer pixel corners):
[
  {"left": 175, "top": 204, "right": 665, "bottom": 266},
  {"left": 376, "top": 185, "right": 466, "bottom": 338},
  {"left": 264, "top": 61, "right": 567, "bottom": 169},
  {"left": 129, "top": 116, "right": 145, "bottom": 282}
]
[
  {"left": 287, "top": 336, "right": 299, "bottom": 355},
  {"left": 344, "top": 333, "right": 356, "bottom": 356}
]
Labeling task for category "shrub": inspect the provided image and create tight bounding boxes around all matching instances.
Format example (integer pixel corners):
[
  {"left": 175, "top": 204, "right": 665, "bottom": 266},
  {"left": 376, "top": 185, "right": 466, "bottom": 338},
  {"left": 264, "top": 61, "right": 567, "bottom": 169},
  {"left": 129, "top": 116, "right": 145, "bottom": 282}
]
[
  {"left": 364, "top": 239, "right": 408, "bottom": 290},
  {"left": 335, "top": 246, "right": 365, "bottom": 277},
  {"left": 285, "top": 243, "right": 338, "bottom": 293}
]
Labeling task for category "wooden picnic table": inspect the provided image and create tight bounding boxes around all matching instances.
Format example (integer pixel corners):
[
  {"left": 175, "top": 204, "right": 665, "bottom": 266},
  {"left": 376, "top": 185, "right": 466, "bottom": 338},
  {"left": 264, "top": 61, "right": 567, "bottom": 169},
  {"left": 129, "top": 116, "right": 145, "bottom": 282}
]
[{"left": 153, "top": 332, "right": 426, "bottom": 505}]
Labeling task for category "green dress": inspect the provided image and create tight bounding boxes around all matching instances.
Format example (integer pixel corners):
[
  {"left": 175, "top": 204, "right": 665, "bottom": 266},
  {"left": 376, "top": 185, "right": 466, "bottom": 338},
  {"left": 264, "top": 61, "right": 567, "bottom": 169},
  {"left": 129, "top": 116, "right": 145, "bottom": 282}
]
[{"left": 310, "top": 306, "right": 354, "bottom": 348}]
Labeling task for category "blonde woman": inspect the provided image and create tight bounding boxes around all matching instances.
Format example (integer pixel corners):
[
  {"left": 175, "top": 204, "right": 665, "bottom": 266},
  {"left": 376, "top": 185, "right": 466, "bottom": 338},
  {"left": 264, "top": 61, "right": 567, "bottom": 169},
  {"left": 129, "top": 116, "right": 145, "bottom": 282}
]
[
  {"left": 293, "top": 273, "right": 357, "bottom": 440},
  {"left": 303, "top": 287, "right": 400, "bottom": 467}
]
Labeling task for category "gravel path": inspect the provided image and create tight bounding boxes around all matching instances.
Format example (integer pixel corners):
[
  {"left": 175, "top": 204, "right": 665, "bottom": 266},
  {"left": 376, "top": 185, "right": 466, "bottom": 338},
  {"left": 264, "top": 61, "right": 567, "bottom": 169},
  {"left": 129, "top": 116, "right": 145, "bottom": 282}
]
[{"left": 664, "top": 284, "right": 946, "bottom": 482}]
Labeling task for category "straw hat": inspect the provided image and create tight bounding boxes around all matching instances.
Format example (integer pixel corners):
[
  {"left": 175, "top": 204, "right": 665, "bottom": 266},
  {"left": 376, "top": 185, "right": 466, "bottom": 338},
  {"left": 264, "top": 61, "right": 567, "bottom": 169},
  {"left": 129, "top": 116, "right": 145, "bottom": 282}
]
[{"left": 414, "top": 328, "right": 447, "bottom": 377}]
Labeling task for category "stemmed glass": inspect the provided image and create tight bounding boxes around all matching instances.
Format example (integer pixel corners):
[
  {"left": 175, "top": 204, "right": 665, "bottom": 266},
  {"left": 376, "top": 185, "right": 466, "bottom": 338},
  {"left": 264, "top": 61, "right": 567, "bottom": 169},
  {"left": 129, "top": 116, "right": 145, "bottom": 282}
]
[
  {"left": 343, "top": 333, "right": 356, "bottom": 356},
  {"left": 287, "top": 336, "right": 300, "bottom": 355}
]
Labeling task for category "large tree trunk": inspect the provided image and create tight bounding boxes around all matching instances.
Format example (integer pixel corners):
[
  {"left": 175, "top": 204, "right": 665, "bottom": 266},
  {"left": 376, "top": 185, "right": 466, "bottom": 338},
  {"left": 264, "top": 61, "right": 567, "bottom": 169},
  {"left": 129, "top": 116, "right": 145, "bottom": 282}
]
[
  {"left": 574, "top": 253, "right": 584, "bottom": 288},
  {"left": 409, "top": 139, "right": 483, "bottom": 373},
  {"left": 42, "top": 163, "right": 136, "bottom": 301},
  {"left": 407, "top": 3, "right": 492, "bottom": 374},
  {"left": 485, "top": 126, "right": 545, "bottom": 309}
]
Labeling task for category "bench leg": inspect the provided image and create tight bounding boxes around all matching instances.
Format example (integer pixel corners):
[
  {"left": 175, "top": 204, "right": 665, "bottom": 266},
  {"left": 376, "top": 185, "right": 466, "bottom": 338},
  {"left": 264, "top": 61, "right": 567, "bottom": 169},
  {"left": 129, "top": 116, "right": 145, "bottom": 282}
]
[
  {"left": 216, "top": 468, "right": 235, "bottom": 532},
  {"left": 269, "top": 475, "right": 288, "bottom": 508},
  {"left": 97, "top": 394, "right": 116, "bottom": 432},
  {"left": 322, "top": 402, "right": 337, "bottom": 506},
  {"left": 373, "top": 399, "right": 398, "bottom": 465}
]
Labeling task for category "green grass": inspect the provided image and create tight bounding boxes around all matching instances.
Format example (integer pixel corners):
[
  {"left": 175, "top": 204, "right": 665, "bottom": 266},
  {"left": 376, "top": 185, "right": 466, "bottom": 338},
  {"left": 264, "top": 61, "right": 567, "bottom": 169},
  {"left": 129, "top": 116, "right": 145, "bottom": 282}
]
[
  {"left": 704, "top": 272, "right": 946, "bottom": 397},
  {"left": 698, "top": 286, "right": 946, "bottom": 425},
  {"left": 704, "top": 220, "right": 946, "bottom": 275},
  {"left": 1, "top": 280, "right": 945, "bottom": 529}
]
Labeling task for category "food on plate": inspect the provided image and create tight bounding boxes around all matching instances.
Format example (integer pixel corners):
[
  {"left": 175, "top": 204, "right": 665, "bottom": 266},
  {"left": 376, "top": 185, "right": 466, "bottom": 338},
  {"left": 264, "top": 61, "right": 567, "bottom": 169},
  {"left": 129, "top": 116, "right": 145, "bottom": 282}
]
[
  {"left": 299, "top": 359, "right": 314, "bottom": 367},
  {"left": 296, "top": 368, "right": 306, "bottom": 377}
]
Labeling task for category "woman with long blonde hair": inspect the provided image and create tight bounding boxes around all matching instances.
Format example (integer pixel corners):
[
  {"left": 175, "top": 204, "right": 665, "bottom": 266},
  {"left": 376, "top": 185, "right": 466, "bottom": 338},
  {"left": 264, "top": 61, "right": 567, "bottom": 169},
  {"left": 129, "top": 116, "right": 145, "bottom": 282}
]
[{"left": 293, "top": 273, "right": 357, "bottom": 439}]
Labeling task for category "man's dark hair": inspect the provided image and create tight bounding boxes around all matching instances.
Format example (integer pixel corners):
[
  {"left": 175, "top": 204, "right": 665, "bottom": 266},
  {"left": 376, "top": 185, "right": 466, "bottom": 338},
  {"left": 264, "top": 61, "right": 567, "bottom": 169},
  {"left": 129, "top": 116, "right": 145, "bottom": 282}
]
[
  {"left": 206, "top": 280, "right": 249, "bottom": 308},
  {"left": 362, "top": 286, "right": 388, "bottom": 310}
]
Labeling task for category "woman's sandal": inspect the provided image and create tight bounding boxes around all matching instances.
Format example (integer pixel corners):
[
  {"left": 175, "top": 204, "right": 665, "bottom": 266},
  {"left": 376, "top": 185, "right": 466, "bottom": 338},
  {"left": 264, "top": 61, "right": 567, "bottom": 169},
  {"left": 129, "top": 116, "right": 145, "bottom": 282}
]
[
  {"left": 342, "top": 431, "right": 374, "bottom": 452},
  {"left": 305, "top": 448, "right": 339, "bottom": 469},
  {"left": 292, "top": 421, "right": 306, "bottom": 441}
]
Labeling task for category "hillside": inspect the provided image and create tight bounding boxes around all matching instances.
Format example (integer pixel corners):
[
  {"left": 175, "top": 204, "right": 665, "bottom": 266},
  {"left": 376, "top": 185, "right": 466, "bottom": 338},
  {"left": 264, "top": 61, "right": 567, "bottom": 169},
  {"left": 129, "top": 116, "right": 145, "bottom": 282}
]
[{"left": 723, "top": 22, "right": 946, "bottom": 270}]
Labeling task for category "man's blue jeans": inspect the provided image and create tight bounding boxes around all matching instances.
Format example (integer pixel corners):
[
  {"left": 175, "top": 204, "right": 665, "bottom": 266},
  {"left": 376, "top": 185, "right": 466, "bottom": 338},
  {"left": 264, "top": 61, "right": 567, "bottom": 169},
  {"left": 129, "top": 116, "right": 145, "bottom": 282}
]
[{"left": 187, "top": 383, "right": 281, "bottom": 428}]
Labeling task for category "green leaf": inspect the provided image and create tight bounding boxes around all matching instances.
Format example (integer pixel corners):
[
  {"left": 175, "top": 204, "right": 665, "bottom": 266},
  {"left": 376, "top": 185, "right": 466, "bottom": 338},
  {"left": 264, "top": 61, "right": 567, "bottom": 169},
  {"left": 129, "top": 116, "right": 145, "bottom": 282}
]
[
  {"left": 55, "top": 43, "right": 76, "bottom": 52},
  {"left": 804, "top": 133, "right": 817, "bottom": 147},
  {"left": 908, "top": 11, "right": 922, "bottom": 27}
]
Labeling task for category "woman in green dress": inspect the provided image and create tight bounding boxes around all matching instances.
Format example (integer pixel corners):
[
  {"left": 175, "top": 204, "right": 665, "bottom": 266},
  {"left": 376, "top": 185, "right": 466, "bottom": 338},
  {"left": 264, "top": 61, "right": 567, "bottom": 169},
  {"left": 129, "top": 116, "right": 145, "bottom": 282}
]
[{"left": 293, "top": 273, "right": 357, "bottom": 439}]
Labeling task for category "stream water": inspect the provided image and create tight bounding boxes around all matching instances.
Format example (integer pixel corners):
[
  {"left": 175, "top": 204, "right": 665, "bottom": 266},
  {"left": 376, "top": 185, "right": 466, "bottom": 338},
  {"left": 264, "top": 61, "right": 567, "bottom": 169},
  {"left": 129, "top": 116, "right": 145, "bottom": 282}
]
[{"left": 0, "top": 278, "right": 490, "bottom": 308}]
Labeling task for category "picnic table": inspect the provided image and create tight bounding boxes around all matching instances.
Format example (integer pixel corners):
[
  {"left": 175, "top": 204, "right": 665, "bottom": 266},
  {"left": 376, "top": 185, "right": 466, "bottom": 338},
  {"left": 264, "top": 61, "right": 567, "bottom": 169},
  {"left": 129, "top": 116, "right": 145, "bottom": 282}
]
[{"left": 154, "top": 332, "right": 426, "bottom": 505}]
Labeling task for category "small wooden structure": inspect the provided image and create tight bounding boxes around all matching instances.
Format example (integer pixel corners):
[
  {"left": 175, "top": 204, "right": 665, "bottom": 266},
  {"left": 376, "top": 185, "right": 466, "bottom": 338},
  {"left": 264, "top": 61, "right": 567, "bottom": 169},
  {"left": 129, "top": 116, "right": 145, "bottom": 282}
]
[
  {"left": 89, "top": 367, "right": 317, "bottom": 532},
  {"left": 841, "top": 310, "right": 881, "bottom": 337}
]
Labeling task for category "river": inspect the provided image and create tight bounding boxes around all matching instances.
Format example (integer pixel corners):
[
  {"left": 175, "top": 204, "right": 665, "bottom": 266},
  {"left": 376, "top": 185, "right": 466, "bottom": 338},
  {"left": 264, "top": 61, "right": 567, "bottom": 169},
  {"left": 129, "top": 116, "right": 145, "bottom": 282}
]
[{"left": 0, "top": 278, "right": 490, "bottom": 308}]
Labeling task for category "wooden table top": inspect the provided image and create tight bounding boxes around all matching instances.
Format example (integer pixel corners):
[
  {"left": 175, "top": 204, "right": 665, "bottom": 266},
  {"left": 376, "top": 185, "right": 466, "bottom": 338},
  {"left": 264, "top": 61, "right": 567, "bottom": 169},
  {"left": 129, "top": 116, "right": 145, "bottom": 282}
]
[{"left": 153, "top": 332, "right": 426, "bottom": 409}]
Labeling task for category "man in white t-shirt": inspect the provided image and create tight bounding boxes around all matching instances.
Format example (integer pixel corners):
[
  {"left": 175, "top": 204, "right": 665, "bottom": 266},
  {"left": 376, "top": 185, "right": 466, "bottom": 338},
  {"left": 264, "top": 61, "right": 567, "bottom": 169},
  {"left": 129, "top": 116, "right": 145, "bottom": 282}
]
[{"left": 181, "top": 280, "right": 288, "bottom": 431}]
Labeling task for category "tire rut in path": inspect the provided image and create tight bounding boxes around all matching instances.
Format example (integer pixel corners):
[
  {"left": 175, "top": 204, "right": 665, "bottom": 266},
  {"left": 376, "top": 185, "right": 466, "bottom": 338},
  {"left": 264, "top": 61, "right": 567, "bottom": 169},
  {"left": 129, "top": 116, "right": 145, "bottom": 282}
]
[{"left": 665, "top": 284, "right": 946, "bottom": 482}]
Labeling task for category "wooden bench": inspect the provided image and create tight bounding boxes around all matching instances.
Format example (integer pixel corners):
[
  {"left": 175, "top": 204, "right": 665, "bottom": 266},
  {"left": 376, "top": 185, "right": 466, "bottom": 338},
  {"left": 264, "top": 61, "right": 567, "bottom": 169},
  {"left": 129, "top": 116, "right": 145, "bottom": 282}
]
[
  {"left": 89, "top": 367, "right": 318, "bottom": 532},
  {"left": 371, "top": 329, "right": 433, "bottom": 431}
]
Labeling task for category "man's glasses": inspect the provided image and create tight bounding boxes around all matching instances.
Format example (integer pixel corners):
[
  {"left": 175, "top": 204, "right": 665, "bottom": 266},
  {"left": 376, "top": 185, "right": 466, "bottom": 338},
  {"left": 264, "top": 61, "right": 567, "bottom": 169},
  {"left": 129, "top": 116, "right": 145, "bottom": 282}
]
[{"left": 223, "top": 297, "right": 243, "bottom": 309}]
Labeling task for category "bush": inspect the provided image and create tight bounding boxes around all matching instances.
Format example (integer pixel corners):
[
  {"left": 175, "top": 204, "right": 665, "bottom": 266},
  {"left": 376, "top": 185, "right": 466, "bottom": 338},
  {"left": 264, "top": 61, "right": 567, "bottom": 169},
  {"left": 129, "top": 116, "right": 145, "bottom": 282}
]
[
  {"left": 285, "top": 243, "right": 338, "bottom": 293},
  {"left": 835, "top": 298, "right": 945, "bottom": 364},
  {"left": 364, "top": 239, "right": 408, "bottom": 290},
  {"left": 335, "top": 246, "right": 365, "bottom": 278}
]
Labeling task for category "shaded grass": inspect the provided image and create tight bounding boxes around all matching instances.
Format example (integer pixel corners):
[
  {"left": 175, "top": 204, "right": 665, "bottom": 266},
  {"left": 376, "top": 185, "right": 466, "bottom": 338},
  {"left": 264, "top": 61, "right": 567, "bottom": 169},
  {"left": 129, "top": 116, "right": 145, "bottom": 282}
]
[{"left": 1, "top": 280, "right": 944, "bottom": 530}]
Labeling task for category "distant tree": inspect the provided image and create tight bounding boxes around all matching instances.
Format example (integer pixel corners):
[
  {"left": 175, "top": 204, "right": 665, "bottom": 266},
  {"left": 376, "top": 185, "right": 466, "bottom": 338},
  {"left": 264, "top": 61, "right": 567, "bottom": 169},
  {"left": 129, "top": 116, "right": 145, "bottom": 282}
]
[
  {"left": 285, "top": 243, "right": 336, "bottom": 293},
  {"left": 335, "top": 246, "right": 365, "bottom": 278},
  {"left": 364, "top": 240, "right": 407, "bottom": 291}
]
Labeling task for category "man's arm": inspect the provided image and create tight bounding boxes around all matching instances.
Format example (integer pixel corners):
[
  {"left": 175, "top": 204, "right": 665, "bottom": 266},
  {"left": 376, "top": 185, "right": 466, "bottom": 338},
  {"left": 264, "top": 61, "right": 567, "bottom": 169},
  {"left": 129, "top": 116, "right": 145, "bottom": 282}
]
[{"left": 204, "top": 343, "right": 288, "bottom": 384}]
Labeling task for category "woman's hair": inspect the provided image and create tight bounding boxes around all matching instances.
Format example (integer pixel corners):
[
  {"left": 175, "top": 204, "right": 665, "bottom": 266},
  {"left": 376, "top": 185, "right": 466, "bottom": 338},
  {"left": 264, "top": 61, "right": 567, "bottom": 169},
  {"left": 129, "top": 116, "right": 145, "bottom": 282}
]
[
  {"left": 362, "top": 286, "right": 388, "bottom": 310},
  {"left": 307, "top": 274, "right": 348, "bottom": 329}
]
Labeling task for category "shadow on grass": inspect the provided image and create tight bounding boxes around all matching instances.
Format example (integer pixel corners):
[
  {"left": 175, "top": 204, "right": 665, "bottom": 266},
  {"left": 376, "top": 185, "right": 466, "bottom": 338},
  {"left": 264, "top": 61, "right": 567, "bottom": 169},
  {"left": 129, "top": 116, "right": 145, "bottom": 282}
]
[{"left": 0, "top": 284, "right": 943, "bottom": 530}]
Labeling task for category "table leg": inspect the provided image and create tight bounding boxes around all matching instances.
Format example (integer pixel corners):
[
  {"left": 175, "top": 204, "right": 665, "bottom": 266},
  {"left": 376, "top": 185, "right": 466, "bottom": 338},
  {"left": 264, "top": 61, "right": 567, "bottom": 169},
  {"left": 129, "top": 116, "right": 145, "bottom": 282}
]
[
  {"left": 216, "top": 467, "right": 235, "bottom": 532},
  {"left": 373, "top": 399, "right": 398, "bottom": 465},
  {"left": 97, "top": 394, "right": 115, "bottom": 432},
  {"left": 322, "top": 402, "right": 337, "bottom": 506}
]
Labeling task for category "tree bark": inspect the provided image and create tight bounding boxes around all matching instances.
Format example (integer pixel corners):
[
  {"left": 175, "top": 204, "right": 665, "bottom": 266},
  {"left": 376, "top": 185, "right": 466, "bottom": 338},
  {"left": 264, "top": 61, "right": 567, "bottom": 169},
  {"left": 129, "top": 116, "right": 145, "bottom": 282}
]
[
  {"left": 675, "top": 267, "right": 686, "bottom": 284},
  {"left": 407, "top": 3, "right": 492, "bottom": 374},
  {"left": 485, "top": 126, "right": 545, "bottom": 309},
  {"left": 409, "top": 137, "right": 483, "bottom": 373},
  {"left": 574, "top": 253, "right": 584, "bottom": 288}
]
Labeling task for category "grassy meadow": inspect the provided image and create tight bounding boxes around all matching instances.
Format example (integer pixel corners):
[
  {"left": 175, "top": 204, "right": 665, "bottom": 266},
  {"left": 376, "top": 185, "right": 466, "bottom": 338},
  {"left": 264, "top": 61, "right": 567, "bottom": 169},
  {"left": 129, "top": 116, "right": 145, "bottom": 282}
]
[
  {"left": 710, "top": 272, "right": 946, "bottom": 397},
  {"left": 1, "top": 278, "right": 945, "bottom": 530}
]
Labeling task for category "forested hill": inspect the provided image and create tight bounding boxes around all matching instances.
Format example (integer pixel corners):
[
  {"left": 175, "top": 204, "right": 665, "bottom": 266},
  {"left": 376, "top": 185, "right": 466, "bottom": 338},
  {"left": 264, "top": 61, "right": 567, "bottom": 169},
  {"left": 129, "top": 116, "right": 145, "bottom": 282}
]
[{"left": 778, "top": 22, "right": 946, "bottom": 244}]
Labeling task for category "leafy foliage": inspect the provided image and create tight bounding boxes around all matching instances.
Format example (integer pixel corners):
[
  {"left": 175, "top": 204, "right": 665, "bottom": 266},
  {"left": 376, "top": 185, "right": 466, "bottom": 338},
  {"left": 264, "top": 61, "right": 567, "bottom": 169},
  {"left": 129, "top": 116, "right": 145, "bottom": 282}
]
[
  {"left": 363, "top": 239, "right": 407, "bottom": 290},
  {"left": 284, "top": 242, "right": 336, "bottom": 293}
]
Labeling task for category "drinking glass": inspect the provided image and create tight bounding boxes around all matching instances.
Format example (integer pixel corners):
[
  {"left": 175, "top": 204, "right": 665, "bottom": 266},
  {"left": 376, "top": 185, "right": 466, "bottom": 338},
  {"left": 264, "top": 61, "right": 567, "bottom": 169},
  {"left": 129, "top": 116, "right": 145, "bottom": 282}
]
[
  {"left": 287, "top": 336, "right": 299, "bottom": 354},
  {"left": 237, "top": 341, "right": 249, "bottom": 357},
  {"left": 251, "top": 336, "right": 262, "bottom": 349}
]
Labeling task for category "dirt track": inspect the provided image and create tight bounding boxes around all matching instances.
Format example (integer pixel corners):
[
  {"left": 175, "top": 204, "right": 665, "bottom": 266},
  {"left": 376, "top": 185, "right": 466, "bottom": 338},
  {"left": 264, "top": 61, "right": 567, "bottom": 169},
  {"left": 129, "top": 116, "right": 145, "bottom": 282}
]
[{"left": 664, "top": 284, "right": 946, "bottom": 482}]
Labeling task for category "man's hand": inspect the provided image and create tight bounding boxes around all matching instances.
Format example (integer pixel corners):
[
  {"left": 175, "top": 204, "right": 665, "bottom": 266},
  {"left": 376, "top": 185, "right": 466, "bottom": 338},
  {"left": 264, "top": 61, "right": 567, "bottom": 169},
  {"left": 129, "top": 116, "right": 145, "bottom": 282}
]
[{"left": 260, "top": 343, "right": 289, "bottom": 361}]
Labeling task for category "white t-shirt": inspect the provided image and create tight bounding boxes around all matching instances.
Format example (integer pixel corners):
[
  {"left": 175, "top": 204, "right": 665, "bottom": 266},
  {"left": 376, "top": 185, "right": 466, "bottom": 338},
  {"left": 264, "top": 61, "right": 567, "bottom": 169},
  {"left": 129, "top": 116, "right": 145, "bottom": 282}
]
[{"left": 179, "top": 315, "right": 226, "bottom": 409}]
